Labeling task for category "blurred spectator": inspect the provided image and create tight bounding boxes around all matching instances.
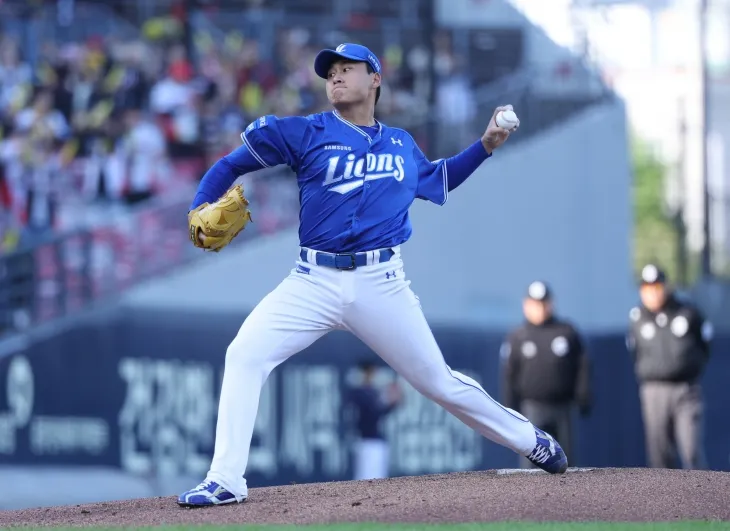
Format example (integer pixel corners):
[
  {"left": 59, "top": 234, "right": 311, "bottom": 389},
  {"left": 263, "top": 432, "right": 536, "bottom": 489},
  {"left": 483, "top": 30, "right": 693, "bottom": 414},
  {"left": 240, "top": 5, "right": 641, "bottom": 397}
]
[
  {"left": 109, "top": 108, "right": 169, "bottom": 205},
  {"left": 347, "top": 360, "right": 403, "bottom": 481},
  {"left": 150, "top": 44, "right": 196, "bottom": 115},
  {"left": 0, "top": 2, "right": 466, "bottom": 255},
  {"left": 14, "top": 89, "right": 70, "bottom": 141},
  {"left": 20, "top": 137, "right": 66, "bottom": 245},
  {"left": 433, "top": 31, "right": 477, "bottom": 157},
  {"left": 500, "top": 281, "right": 592, "bottom": 468},
  {"left": 0, "top": 39, "right": 32, "bottom": 118}
]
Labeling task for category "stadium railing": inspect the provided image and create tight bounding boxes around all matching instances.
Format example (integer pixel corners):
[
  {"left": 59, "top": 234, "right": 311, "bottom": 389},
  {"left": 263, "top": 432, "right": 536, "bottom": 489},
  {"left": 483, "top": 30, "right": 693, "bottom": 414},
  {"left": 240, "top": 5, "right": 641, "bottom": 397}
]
[
  {"left": 469, "top": 64, "right": 613, "bottom": 145},
  {"left": 0, "top": 168, "right": 299, "bottom": 340}
]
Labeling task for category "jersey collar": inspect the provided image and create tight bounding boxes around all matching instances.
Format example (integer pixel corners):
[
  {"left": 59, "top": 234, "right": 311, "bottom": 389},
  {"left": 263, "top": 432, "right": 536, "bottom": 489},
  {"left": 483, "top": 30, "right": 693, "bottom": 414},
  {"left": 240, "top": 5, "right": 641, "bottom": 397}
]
[{"left": 332, "top": 110, "right": 382, "bottom": 143}]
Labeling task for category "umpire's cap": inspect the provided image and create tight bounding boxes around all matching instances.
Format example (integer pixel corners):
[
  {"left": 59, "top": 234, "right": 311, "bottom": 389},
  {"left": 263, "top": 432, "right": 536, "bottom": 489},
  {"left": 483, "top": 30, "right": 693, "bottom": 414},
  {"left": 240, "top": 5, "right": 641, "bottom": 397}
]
[
  {"left": 526, "top": 281, "right": 552, "bottom": 302},
  {"left": 640, "top": 264, "right": 667, "bottom": 285},
  {"left": 314, "top": 43, "right": 382, "bottom": 103}
]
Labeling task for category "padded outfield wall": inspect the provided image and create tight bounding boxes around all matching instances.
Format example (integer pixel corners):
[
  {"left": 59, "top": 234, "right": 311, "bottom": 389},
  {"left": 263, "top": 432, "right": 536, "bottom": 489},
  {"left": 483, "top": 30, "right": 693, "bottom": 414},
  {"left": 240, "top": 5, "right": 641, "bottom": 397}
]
[{"left": 0, "top": 305, "right": 728, "bottom": 502}]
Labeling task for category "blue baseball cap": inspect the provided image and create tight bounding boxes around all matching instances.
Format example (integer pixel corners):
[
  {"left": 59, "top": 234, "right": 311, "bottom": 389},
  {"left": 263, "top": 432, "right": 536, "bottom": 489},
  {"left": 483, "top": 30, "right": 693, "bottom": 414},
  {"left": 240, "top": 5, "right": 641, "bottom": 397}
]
[{"left": 313, "top": 43, "right": 382, "bottom": 79}]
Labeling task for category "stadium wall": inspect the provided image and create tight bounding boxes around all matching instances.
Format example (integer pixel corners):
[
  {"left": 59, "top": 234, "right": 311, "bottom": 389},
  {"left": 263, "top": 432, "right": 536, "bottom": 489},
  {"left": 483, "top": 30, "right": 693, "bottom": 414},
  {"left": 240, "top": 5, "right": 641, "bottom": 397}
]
[{"left": 0, "top": 309, "right": 729, "bottom": 509}]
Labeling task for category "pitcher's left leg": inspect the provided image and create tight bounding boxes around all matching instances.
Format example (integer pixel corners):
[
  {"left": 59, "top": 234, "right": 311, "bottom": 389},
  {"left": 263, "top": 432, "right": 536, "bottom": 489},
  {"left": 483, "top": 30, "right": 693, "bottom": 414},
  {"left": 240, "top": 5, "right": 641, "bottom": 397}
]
[{"left": 343, "top": 259, "right": 567, "bottom": 473}]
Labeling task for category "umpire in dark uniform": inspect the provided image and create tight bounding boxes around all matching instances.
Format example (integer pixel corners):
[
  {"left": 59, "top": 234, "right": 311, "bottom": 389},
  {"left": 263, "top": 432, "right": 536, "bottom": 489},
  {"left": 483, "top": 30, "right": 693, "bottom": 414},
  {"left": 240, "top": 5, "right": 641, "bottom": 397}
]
[
  {"left": 627, "top": 264, "right": 713, "bottom": 469},
  {"left": 501, "top": 281, "right": 591, "bottom": 468}
]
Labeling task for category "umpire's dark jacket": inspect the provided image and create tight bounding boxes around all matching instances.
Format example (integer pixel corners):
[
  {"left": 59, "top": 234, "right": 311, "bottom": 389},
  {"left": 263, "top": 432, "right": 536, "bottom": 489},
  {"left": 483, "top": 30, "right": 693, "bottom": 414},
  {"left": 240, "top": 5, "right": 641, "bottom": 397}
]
[
  {"left": 501, "top": 317, "right": 591, "bottom": 412},
  {"left": 627, "top": 294, "right": 711, "bottom": 383}
]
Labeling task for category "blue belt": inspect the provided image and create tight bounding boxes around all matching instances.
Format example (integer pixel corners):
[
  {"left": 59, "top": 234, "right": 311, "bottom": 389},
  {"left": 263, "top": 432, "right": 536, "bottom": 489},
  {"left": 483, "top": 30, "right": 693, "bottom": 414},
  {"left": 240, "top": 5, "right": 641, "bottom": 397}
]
[{"left": 300, "top": 248, "right": 395, "bottom": 270}]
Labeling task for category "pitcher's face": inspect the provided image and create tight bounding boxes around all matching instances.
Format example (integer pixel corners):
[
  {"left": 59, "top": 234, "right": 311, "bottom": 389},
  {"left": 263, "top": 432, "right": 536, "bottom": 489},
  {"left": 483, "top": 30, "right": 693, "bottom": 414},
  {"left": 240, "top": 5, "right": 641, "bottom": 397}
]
[{"left": 326, "top": 60, "right": 378, "bottom": 105}]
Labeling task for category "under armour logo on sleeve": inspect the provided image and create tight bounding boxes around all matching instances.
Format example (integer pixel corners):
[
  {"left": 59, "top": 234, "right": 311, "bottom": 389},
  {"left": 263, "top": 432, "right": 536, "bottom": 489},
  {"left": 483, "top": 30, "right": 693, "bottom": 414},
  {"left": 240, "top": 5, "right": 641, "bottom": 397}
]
[{"left": 391, "top": 137, "right": 402, "bottom": 146}]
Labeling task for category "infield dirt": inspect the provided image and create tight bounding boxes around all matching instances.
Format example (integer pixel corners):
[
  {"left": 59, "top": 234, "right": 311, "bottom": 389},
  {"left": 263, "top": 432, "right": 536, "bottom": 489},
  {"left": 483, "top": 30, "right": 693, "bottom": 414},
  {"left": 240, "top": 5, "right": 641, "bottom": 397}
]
[{"left": 2, "top": 468, "right": 729, "bottom": 527}]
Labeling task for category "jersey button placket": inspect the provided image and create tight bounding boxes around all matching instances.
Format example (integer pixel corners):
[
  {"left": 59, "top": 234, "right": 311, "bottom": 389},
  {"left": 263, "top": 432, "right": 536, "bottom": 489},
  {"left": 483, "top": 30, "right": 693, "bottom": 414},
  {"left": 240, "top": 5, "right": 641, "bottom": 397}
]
[
  {"left": 352, "top": 138, "right": 372, "bottom": 230},
  {"left": 363, "top": 149, "right": 370, "bottom": 190},
  {"left": 364, "top": 152, "right": 370, "bottom": 189}
]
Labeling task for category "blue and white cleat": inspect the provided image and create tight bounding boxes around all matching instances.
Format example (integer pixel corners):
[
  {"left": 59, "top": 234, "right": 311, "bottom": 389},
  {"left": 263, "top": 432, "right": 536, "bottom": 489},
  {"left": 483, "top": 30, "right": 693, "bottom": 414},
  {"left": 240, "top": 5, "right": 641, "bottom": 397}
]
[
  {"left": 526, "top": 428, "right": 568, "bottom": 474},
  {"left": 177, "top": 480, "right": 244, "bottom": 507}
]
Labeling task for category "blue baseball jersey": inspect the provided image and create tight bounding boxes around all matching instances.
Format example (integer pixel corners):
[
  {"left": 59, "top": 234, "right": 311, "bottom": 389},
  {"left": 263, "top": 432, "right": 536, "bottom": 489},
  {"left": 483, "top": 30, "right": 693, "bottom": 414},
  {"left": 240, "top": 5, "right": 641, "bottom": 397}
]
[{"left": 242, "top": 110, "right": 449, "bottom": 253}]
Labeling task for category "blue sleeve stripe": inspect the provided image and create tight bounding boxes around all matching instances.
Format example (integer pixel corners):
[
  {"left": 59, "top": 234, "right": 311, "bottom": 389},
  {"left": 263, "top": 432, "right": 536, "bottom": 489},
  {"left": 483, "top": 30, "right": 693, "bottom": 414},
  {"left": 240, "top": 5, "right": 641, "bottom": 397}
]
[{"left": 240, "top": 131, "right": 270, "bottom": 168}]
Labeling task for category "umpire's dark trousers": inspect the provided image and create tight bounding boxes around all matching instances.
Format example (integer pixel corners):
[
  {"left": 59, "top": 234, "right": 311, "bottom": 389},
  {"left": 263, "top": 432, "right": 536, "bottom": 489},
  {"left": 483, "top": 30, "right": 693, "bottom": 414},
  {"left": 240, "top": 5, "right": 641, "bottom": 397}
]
[
  {"left": 519, "top": 400, "right": 573, "bottom": 469},
  {"left": 639, "top": 381, "right": 707, "bottom": 469}
]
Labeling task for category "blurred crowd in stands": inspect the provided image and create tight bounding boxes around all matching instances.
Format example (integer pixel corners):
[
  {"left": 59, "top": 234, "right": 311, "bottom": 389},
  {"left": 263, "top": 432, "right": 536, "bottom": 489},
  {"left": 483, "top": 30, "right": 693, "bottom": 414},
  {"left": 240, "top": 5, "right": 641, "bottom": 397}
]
[{"left": 0, "top": 2, "right": 476, "bottom": 255}]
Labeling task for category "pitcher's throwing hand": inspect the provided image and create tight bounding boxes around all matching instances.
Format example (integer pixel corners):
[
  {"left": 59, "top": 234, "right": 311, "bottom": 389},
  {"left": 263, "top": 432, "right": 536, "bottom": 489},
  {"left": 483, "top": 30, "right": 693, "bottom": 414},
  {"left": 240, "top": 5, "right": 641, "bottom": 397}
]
[{"left": 482, "top": 104, "right": 519, "bottom": 154}]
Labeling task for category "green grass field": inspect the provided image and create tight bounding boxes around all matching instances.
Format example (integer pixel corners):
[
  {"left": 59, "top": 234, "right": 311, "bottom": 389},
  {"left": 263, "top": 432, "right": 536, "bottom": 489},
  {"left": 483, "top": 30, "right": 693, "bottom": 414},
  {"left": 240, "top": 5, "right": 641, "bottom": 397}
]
[{"left": 13, "top": 523, "right": 730, "bottom": 531}]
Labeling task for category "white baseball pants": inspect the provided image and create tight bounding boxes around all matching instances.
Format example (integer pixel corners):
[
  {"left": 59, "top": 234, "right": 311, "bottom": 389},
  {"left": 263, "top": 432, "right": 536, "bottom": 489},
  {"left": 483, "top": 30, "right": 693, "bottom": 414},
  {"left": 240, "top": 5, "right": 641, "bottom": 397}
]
[{"left": 206, "top": 247, "right": 537, "bottom": 498}]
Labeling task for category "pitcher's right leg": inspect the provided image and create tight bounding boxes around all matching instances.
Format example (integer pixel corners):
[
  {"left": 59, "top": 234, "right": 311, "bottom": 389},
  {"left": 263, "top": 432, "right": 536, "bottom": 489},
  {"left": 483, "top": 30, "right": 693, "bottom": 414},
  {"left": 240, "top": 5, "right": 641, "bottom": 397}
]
[
  {"left": 343, "top": 257, "right": 567, "bottom": 474},
  {"left": 179, "top": 265, "right": 341, "bottom": 506}
]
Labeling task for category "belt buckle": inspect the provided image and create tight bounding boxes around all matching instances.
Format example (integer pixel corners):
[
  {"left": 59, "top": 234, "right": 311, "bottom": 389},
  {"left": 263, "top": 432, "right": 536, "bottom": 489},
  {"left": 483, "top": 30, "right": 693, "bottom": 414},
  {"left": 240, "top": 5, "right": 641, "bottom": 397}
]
[{"left": 335, "top": 253, "right": 357, "bottom": 270}]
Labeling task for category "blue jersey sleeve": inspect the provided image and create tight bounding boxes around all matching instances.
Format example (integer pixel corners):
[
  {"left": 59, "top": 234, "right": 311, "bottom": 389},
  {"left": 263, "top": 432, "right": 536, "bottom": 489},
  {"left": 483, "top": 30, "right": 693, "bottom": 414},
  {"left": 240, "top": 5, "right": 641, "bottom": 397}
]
[
  {"left": 415, "top": 138, "right": 491, "bottom": 205},
  {"left": 190, "top": 144, "right": 263, "bottom": 210},
  {"left": 413, "top": 143, "right": 449, "bottom": 206},
  {"left": 240, "top": 115, "right": 310, "bottom": 171}
]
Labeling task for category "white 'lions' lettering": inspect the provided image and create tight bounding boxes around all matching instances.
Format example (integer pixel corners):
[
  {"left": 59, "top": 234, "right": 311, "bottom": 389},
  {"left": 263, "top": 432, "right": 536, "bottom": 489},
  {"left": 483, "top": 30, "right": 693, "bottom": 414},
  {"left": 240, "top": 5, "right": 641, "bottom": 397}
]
[{"left": 323, "top": 153, "right": 405, "bottom": 194}]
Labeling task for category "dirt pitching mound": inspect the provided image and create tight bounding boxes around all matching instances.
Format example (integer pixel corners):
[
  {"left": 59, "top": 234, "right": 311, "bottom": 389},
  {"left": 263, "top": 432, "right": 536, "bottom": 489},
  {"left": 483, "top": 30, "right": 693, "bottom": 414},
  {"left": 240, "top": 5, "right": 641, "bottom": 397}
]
[{"left": 2, "top": 468, "right": 730, "bottom": 527}]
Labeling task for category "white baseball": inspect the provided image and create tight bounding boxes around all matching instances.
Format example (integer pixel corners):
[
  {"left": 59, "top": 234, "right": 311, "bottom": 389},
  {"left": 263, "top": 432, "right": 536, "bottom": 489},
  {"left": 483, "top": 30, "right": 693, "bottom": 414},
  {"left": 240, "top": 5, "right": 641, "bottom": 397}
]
[{"left": 495, "top": 110, "right": 520, "bottom": 131}]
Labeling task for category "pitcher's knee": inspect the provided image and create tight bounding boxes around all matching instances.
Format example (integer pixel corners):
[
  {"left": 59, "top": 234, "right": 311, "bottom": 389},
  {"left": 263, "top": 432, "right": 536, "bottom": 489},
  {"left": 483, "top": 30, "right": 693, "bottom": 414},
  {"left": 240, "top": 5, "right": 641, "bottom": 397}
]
[
  {"left": 225, "top": 334, "right": 267, "bottom": 369},
  {"left": 408, "top": 371, "right": 452, "bottom": 403}
]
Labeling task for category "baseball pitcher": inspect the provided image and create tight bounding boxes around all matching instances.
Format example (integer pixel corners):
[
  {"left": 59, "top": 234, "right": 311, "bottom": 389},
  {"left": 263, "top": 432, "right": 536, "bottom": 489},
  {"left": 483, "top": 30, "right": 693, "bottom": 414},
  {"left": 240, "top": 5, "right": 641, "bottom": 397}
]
[{"left": 179, "top": 43, "right": 568, "bottom": 507}]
